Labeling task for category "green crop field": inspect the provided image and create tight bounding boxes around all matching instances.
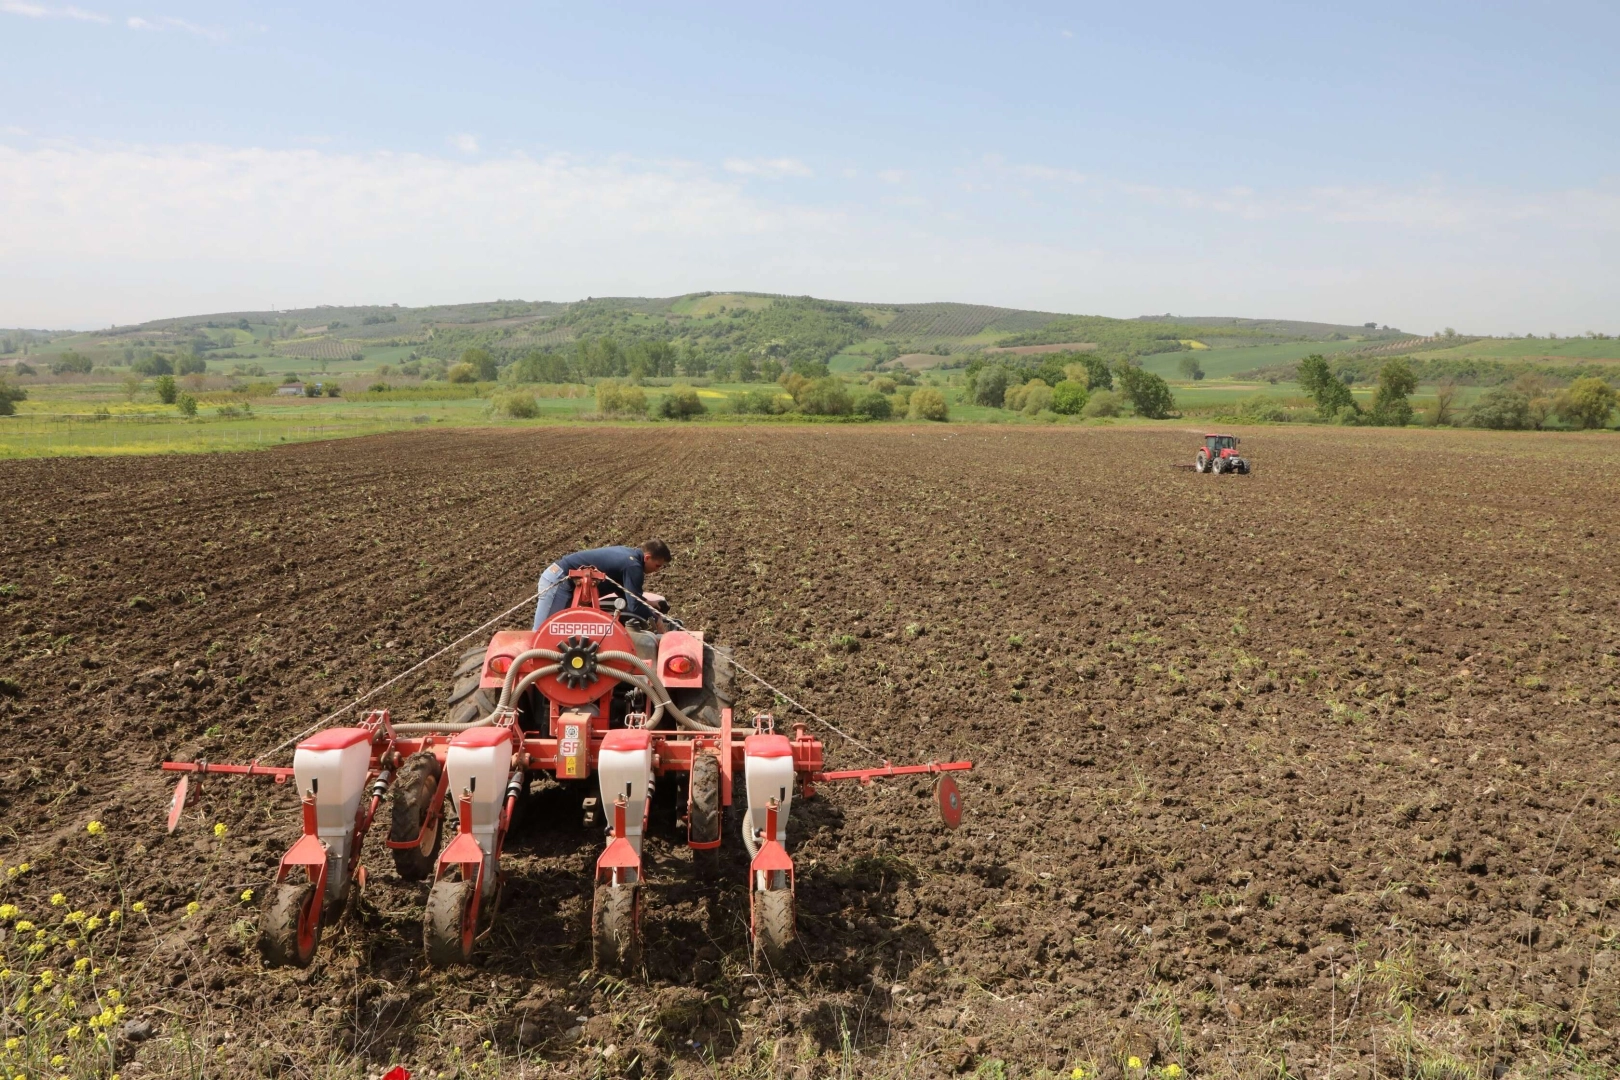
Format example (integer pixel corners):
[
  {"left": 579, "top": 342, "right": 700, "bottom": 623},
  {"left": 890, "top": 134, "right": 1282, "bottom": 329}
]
[{"left": 1139, "top": 338, "right": 1368, "bottom": 380}]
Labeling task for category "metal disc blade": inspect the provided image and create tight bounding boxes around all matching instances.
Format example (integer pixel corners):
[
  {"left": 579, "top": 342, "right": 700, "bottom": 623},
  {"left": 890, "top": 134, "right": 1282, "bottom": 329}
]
[
  {"left": 937, "top": 775, "right": 962, "bottom": 830},
  {"left": 166, "top": 776, "right": 189, "bottom": 834}
]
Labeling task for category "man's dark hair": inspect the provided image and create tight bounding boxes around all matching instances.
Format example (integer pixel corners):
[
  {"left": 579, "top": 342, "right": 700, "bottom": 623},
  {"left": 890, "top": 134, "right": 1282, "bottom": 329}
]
[{"left": 642, "top": 539, "right": 672, "bottom": 564}]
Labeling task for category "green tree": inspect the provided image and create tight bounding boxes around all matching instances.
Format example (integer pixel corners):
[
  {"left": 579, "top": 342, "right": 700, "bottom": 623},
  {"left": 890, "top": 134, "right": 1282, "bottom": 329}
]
[
  {"left": 461, "top": 348, "right": 498, "bottom": 382},
  {"left": 1114, "top": 363, "right": 1176, "bottom": 419},
  {"left": 1555, "top": 377, "right": 1618, "bottom": 429},
  {"left": 176, "top": 355, "right": 207, "bottom": 376},
  {"left": 153, "top": 374, "right": 178, "bottom": 404},
  {"left": 1370, "top": 358, "right": 1417, "bottom": 426},
  {"left": 907, "top": 387, "right": 948, "bottom": 421},
  {"left": 657, "top": 385, "right": 706, "bottom": 420},
  {"left": 596, "top": 380, "right": 647, "bottom": 417},
  {"left": 1051, "top": 380, "right": 1089, "bottom": 415},
  {"left": 1177, "top": 355, "right": 1205, "bottom": 381},
  {"left": 50, "top": 351, "right": 94, "bottom": 375},
  {"left": 797, "top": 377, "right": 853, "bottom": 416},
  {"left": 447, "top": 363, "right": 477, "bottom": 384},
  {"left": 1297, "top": 353, "right": 1355, "bottom": 418},
  {"left": 1466, "top": 387, "right": 1532, "bottom": 430},
  {"left": 855, "top": 392, "right": 892, "bottom": 419},
  {"left": 121, "top": 373, "right": 142, "bottom": 401},
  {"left": 1074, "top": 354, "right": 1112, "bottom": 390},
  {"left": 972, "top": 366, "right": 1013, "bottom": 407},
  {"left": 176, "top": 393, "right": 198, "bottom": 417},
  {"left": 0, "top": 377, "right": 25, "bottom": 416}
]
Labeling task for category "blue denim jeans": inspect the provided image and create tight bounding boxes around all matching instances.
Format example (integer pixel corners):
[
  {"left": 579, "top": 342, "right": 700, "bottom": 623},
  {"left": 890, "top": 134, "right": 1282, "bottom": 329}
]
[{"left": 532, "top": 563, "right": 571, "bottom": 630}]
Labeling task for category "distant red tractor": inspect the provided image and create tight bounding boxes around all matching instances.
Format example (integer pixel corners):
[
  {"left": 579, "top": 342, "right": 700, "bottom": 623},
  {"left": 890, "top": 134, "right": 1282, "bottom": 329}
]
[{"left": 1194, "top": 433, "right": 1250, "bottom": 474}]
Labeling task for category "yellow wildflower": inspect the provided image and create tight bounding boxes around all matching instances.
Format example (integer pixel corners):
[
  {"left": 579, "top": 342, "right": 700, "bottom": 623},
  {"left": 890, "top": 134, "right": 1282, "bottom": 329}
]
[
  {"left": 37, "top": 970, "right": 54, "bottom": 987},
  {"left": 107, "top": 908, "right": 121, "bottom": 924},
  {"left": 213, "top": 823, "right": 227, "bottom": 838},
  {"left": 1128, "top": 1058, "right": 1143, "bottom": 1071},
  {"left": 50, "top": 893, "right": 66, "bottom": 907},
  {"left": 239, "top": 889, "right": 254, "bottom": 903},
  {"left": 73, "top": 958, "right": 91, "bottom": 973},
  {"left": 3, "top": 1037, "right": 17, "bottom": 1051},
  {"left": 1164, "top": 1067, "right": 1183, "bottom": 1079},
  {"left": 67, "top": 1025, "right": 82, "bottom": 1040},
  {"left": 114, "top": 1003, "right": 126, "bottom": 1017},
  {"left": 14, "top": 920, "right": 33, "bottom": 932},
  {"left": 64, "top": 910, "right": 86, "bottom": 925},
  {"left": 52, "top": 1054, "right": 67, "bottom": 1067},
  {"left": 85, "top": 916, "right": 102, "bottom": 932},
  {"left": 86, "top": 820, "right": 104, "bottom": 836},
  {"left": 0, "top": 903, "right": 17, "bottom": 920},
  {"left": 17, "top": 863, "right": 28, "bottom": 873},
  {"left": 107, "top": 989, "right": 121, "bottom": 1002},
  {"left": 130, "top": 902, "right": 145, "bottom": 914},
  {"left": 184, "top": 901, "right": 200, "bottom": 918},
  {"left": 0, "top": 969, "right": 10, "bottom": 978},
  {"left": 26, "top": 943, "right": 45, "bottom": 957},
  {"left": 1072, "top": 1070, "right": 1086, "bottom": 1080},
  {"left": 66, "top": 938, "right": 78, "bottom": 950}
]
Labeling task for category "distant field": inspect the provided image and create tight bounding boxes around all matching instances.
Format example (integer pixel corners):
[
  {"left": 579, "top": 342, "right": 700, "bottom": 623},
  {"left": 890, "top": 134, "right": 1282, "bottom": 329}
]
[
  {"left": 1140, "top": 338, "right": 1367, "bottom": 380},
  {"left": 984, "top": 342, "right": 1097, "bottom": 356},
  {"left": 1413, "top": 337, "right": 1620, "bottom": 363},
  {"left": 668, "top": 293, "right": 775, "bottom": 317}
]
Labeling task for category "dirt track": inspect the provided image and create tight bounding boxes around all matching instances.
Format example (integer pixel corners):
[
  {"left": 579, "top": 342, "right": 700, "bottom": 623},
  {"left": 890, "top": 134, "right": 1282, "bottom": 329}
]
[{"left": 2, "top": 424, "right": 1618, "bottom": 1079}]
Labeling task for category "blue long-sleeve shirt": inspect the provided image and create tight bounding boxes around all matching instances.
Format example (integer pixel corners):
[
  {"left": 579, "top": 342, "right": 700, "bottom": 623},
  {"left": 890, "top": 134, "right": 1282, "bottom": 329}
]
[{"left": 554, "top": 545, "right": 651, "bottom": 619}]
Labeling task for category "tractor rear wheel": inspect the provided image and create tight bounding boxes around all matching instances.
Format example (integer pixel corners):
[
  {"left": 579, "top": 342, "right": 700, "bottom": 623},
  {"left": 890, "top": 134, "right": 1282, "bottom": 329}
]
[
  {"left": 446, "top": 645, "right": 501, "bottom": 727},
  {"left": 423, "top": 878, "right": 478, "bottom": 967},
  {"left": 592, "top": 883, "right": 641, "bottom": 973},
  {"left": 752, "top": 889, "right": 796, "bottom": 971},
  {"left": 259, "top": 880, "right": 321, "bottom": 968},
  {"left": 389, "top": 751, "right": 444, "bottom": 880},
  {"left": 1195, "top": 454, "right": 1208, "bottom": 473}
]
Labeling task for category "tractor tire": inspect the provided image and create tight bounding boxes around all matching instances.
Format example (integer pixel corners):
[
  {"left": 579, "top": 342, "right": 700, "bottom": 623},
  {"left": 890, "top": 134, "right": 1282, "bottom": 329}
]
[
  {"left": 423, "top": 878, "right": 478, "bottom": 967},
  {"left": 694, "top": 643, "right": 736, "bottom": 727},
  {"left": 446, "top": 645, "right": 500, "bottom": 727},
  {"left": 389, "top": 751, "right": 444, "bottom": 881},
  {"left": 1213, "top": 457, "right": 1227, "bottom": 475},
  {"left": 592, "top": 883, "right": 641, "bottom": 973},
  {"left": 1195, "top": 454, "right": 1208, "bottom": 473},
  {"left": 259, "top": 880, "right": 321, "bottom": 968},
  {"left": 688, "top": 750, "right": 722, "bottom": 845},
  {"left": 752, "top": 889, "right": 797, "bottom": 971}
]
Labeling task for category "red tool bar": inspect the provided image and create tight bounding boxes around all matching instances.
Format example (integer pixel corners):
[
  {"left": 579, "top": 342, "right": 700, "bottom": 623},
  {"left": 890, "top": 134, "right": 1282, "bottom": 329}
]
[
  {"left": 813, "top": 760, "right": 974, "bottom": 785},
  {"left": 160, "top": 761, "right": 297, "bottom": 782}
]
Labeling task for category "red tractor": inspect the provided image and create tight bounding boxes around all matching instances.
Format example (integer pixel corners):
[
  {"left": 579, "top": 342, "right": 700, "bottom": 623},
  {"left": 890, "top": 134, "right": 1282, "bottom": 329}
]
[
  {"left": 1194, "top": 433, "right": 1250, "bottom": 474},
  {"left": 162, "top": 567, "right": 970, "bottom": 974}
]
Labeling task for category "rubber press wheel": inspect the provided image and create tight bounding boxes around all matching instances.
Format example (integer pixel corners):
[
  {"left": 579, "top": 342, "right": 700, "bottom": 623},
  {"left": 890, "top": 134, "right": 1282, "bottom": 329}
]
[
  {"left": 446, "top": 645, "right": 501, "bottom": 727},
  {"left": 689, "top": 751, "right": 722, "bottom": 845},
  {"left": 423, "top": 878, "right": 478, "bottom": 967},
  {"left": 592, "top": 884, "right": 641, "bottom": 973},
  {"left": 389, "top": 751, "right": 444, "bottom": 880},
  {"left": 752, "top": 889, "right": 797, "bottom": 971},
  {"left": 259, "top": 881, "right": 321, "bottom": 968}
]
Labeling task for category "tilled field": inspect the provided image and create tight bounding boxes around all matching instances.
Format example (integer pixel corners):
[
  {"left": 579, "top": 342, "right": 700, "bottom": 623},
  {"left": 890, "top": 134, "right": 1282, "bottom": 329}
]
[{"left": 1, "top": 424, "right": 1618, "bottom": 1079}]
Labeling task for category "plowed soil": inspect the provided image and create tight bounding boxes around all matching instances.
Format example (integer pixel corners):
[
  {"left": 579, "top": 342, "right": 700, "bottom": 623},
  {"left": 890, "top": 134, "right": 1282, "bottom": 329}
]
[{"left": 2, "top": 425, "right": 1618, "bottom": 1079}]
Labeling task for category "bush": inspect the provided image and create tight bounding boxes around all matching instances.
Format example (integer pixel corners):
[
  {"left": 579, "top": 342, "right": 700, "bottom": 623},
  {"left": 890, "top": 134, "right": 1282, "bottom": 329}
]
[
  {"left": 1239, "top": 396, "right": 1289, "bottom": 422},
  {"left": 728, "top": 388, "right": 789, "bottom": 415},
  {"left": 797, "top": 377, "right": 853, "bottom": 416},
  {"left": 1004, "top": 378, "right": 1047, "bottom": 412},
  {"left": 1021, "top": 382, "right": 1054, "bottom": 416},
  {"left": 176, "top": 393, "right": 198, "bottom": 417},
  {"left": 493, "top": 391, "right": 541, "bottom": 419},
  {"left": 303, "top": 381, "right": 323, "bottom": 397},
  {"left": 657, "top": 384, "right": 706, "bottom": 420},
  {"left": 14, "top": 362, "right": 36, "bottom": 376},
  {"left": 1554, "top": 377, "right": 1618, "bottom": 429},
  {"left": 447, "top": 363, "right": 478, "bottom": 384},
  {"left": 0, "top": 377, "right": 25, "bottom": 416},
  {"left": 510, "top": 351, "right": 570, "bottom": 383},
  {"left": 596, "top": 380, "right": 647, "bottom": 417},
  {"left": 855, "top": 392, "right": 892, "bottom": 419},
  {"left": 870, "top": 376, "right": 897, "bottom": 395},
  {"left": 50, "top": 351, "right": 93, "bottom": 375},
  {"left": 325, "top": 382, "right": 341, "bottom": 397},
  {"left": 907, "top": 387, "right": 948, "bottom": 421},
  {"left": 153, "top": 374, "right": 178, "bottom": 404},
  {"left": 1051, "top": 380, "right": 1089, "bottom": 415},
  {"left": 1114, "top": 364, "right": 1176, "bottom": 418},
  {"left": 176, "top": 355, "right": 207, "bottom": 377},
  {"left": 369, "top": 382, "right": 391, "bottom": 393},
  {"left": 1082, "top": 389, "right": 1121, "bottom": 418},
  {"left": 1467, "top": 387, "right": 1533, "bottom": 430},
  {"left": 1178, "top": 355, "right": 1205, "bottom": 381}
]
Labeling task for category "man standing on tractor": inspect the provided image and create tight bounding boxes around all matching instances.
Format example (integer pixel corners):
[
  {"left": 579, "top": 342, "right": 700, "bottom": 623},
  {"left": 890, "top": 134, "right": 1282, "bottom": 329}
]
[{"left": 533, "top": 540, "right": 672, "bottom": 630}]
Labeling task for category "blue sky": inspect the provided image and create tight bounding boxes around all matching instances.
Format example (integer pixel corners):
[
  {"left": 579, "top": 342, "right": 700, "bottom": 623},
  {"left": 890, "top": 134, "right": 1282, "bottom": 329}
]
[{"left": 2, "top": 1, "right": 1616, "bottom": 332}]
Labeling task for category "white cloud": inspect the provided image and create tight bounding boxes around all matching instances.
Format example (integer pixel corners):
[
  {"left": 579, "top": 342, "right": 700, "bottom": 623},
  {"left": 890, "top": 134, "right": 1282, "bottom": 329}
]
[
  {"left": 876, "top": 168, "right": 906, "bottom": 185},
  {"left": 1061, "top": 28, "right": 1073, "bottom": 38},
  {"left": 723, "top": 157, "right": 812, "bottom": 179},
  {"left": 450, "top": 133, "right": 480, "bottom": 154},
  {"left": 125, "top": 12, "right": 226, "bottom": 38},
  {"left": 3, "top": 1, "right": 111, "bottom": 22}
]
